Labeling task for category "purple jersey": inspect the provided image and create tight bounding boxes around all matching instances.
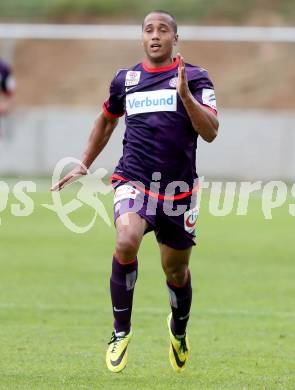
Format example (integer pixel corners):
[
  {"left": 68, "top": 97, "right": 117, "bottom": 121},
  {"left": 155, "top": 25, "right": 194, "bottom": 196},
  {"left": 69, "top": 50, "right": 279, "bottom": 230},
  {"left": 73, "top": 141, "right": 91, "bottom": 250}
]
[
  {"left": 103, "top": 57, "right": 217, "bottom": 196},
  {"left": 0, "top": 60, "right": 15, "bottom": 95}
]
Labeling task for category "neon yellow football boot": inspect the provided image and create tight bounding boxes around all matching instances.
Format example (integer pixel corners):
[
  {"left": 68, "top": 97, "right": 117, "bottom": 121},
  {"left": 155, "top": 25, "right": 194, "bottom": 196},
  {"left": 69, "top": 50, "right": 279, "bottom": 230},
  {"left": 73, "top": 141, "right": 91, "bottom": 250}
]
[
  {"left": 106, "top": 329, "right": 132, "bottom": 373},
  {"left": 167, "top": 313, "right": 190, "bottom": 373}
]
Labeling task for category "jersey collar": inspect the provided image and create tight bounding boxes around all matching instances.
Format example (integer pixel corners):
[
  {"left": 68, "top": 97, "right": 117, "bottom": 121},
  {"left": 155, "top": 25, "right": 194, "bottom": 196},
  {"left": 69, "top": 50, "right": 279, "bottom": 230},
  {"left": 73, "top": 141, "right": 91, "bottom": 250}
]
[{"left": 142, "top": 57, "right": 179, "bottom": 73}]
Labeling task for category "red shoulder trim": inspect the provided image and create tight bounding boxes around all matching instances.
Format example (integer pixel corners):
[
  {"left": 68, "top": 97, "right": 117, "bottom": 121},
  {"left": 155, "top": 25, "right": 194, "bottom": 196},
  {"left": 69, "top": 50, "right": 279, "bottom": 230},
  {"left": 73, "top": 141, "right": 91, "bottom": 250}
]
[
  {"left": 202, "top": 104, "right": 218, "bottom": 116},
  {"left": 102, "top": 100, "right": 124, "bottom": 119}
]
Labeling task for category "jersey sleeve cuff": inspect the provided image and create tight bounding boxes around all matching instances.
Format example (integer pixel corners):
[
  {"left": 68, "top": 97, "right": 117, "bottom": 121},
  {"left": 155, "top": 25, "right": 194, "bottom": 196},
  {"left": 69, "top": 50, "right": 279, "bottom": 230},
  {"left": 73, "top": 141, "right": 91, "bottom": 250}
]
[
  {"left": 202, "top": 104, "right": 218, "bottom": 116},
  {"left": 102, "top": 102, "right": 124, "bottom": 119},
  {"left": 3, "top": 89, "right": 15, "bottom": 96}
]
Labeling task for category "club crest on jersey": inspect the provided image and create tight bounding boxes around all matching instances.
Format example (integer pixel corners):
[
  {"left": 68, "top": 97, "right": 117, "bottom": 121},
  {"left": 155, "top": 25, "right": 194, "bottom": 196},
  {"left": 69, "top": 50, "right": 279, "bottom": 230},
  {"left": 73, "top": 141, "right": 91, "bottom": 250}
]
[
  {"left": 184, "top": 206, "right": 199, "bottom": 233},
  {"left": 169, "top": 77, "right": 177, "bottom": 88},
  {"left": 125, "top": 71, "right": 141, "bottom": 86}
]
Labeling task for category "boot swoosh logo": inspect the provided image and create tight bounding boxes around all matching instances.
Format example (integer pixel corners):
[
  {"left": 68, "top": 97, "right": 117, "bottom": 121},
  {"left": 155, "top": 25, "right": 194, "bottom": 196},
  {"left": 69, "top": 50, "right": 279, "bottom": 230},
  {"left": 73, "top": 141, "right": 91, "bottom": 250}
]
[
  {"left": 110, "top": 346, "right": 127, "bottom": 367},
  {"left": 171, "top": 343, "right": 185, "bottom": 368}
]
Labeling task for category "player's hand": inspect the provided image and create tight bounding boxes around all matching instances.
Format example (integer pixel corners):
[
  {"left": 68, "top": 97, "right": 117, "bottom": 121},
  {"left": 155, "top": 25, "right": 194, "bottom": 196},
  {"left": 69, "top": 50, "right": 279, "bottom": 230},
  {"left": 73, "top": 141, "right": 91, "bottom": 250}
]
[
  {"left": 176, "top": 53, "right": 190, "bottom": 100},
  {"left": 50, "top": 164, "right": 88, "bottom": 192},
  {"left": 0, "top": 101, "right": 9, "bottom": 115}
]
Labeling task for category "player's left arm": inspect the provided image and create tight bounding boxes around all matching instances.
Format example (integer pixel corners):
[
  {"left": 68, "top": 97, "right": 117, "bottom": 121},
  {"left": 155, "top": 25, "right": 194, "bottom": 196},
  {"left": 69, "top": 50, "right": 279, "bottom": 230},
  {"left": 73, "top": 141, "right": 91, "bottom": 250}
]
[
  {"left": 176, "top": 53, "right": 219, "bottom": 143},
  {"left": 0, "top": 72, "right": 16, "bottom": 115}
]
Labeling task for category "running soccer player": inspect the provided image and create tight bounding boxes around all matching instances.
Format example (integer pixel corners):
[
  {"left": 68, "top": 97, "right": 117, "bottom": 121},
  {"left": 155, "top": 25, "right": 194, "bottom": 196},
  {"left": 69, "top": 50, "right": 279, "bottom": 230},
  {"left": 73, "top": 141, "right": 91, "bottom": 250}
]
[{"left": 52, "top": 10, "right": 219, "bottom": 373}]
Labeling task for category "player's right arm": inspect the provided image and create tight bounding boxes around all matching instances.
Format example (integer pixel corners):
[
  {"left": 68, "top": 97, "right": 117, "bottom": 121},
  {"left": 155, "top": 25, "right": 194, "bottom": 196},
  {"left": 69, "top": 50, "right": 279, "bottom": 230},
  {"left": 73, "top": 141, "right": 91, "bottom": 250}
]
[
  {"left": 51, "top": 69, "right": 126, "bottom": 191},
  {"left": 81, "top": 112, "right": 118, "bottom": 168},
  {"left": 51, "top": 112, "right": 118, "bottom": 191}
]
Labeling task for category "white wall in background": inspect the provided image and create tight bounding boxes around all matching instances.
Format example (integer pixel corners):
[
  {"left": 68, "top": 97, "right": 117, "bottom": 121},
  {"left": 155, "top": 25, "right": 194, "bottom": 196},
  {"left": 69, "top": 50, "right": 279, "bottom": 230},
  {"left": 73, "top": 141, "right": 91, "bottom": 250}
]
[{"left": 0, "top": 108, "right": 294, "bottom": 181}]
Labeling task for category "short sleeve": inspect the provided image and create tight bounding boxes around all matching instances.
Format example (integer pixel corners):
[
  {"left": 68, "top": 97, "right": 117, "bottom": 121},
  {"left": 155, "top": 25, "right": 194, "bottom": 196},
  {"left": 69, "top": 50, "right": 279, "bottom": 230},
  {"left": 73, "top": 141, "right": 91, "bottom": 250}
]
[
  {"left": 0, "top": 64, "right": 16, "bottom": 95},
  {"left": 102, "top": 70, "right": 126, "bottom": 119},
  {"left": 189, "top": 73, "right": 217, "bottom": 115}
]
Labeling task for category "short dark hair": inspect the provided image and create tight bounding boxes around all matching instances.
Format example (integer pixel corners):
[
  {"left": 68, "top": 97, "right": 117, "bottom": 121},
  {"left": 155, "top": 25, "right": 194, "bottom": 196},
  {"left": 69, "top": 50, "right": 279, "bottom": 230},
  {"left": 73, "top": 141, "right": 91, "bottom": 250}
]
[{"left": 142, "top": 10, "right": 178, "bottom": 34}]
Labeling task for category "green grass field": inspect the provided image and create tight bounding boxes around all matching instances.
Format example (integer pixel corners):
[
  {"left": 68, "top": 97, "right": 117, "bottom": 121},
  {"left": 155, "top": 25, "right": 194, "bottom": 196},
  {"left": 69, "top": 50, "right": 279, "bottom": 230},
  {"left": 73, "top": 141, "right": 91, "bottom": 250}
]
[{"left": 0, "top": 189, "right": 294, "bottom": 389}]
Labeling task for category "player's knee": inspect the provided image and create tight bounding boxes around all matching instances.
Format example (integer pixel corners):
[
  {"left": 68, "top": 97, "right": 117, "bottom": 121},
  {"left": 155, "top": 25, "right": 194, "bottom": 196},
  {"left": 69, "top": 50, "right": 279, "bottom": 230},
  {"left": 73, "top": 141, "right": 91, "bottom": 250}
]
[
  {"left": 115, "top": 229, "right": 141, "bottom": 261},
  {"left": 163, "top": 263, "right": 188, "bottom": 286}
]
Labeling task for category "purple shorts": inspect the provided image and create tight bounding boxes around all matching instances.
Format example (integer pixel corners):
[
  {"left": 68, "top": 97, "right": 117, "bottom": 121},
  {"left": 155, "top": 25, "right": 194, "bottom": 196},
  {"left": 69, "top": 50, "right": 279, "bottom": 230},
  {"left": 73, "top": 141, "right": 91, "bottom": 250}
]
[{"left": 113, "top": 182, "right": 199, "bottom": 250}]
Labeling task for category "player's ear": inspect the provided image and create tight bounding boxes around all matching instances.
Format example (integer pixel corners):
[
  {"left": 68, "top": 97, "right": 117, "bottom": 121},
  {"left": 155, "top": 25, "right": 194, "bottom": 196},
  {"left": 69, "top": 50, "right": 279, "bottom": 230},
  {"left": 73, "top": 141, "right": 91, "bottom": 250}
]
[{"left": 174, "top": 34, "right": 179, "bottom": 46}]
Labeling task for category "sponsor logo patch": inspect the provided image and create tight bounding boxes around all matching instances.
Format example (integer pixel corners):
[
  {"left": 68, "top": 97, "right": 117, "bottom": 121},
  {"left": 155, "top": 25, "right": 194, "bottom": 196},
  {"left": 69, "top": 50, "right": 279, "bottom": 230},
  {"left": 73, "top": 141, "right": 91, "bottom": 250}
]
[
  {"left": 202, "top": 88, "right": 217, "bottom": 110},
  {"left": 114, "top": 185, "right": 139, "bottom": 204},
  {"left": 184, "top": 206, "right": 199, "bottom": 233},
  {"left": 6, "top": 76, "right": 16, "bottom": 92},
  {"left": 126, "top": 89, "right": 177, "bottom": 116},
  {"left": 125, "top": 71, "right": 141, "bottom": 86}
]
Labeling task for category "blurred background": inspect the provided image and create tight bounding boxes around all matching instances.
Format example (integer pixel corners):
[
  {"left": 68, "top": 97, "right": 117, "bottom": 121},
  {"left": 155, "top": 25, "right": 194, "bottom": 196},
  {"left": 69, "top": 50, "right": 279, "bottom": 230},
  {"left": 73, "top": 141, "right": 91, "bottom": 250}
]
[{"left": 0, "top": 0, "right": 294, "bottom": 181}]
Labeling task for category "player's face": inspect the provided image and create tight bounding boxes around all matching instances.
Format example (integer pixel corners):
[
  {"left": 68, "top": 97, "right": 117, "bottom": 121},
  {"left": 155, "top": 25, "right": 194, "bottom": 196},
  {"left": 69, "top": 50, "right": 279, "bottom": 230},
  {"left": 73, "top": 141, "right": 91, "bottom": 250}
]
[{"left": 142, "top": 13, "right": 178, "bottom": 65}]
